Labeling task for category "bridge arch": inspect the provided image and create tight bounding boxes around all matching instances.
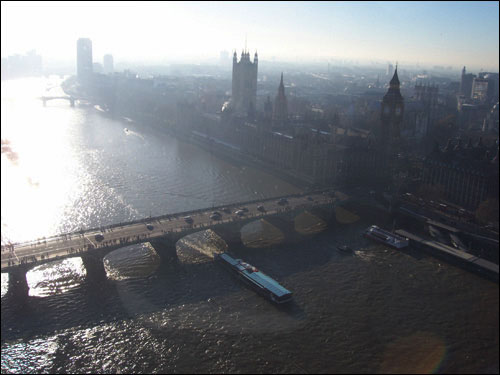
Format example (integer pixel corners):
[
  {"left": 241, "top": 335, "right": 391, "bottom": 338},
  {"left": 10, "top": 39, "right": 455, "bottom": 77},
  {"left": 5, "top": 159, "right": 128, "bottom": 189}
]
[{"left": 40, "top": 96, "right": 76, "bottom": 107}]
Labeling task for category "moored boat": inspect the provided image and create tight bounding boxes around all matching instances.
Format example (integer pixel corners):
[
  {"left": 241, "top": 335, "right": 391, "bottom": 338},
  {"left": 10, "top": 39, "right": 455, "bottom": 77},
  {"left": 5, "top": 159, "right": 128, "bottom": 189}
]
[{"left": 364, "top": 225, "right": 409, "bottom": 249}]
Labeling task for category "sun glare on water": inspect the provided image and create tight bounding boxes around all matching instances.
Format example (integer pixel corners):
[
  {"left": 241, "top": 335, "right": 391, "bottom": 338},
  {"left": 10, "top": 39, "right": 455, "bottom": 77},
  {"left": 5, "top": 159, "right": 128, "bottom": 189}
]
[{"left": 1, "top": 77, "right": 84, "bottom": 244}]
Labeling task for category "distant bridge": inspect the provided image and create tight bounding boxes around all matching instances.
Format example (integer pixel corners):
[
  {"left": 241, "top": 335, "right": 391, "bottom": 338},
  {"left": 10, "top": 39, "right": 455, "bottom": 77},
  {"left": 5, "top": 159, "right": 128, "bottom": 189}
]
[{"left": 39, "top": 95, "right": 76, "bottom": 107}]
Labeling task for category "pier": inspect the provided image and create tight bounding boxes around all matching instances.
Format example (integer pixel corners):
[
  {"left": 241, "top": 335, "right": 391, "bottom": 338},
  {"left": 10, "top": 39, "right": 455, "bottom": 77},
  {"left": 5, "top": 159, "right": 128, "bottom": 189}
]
[{"left": 395, "top": 229, "right": 499, "bottom": 282}]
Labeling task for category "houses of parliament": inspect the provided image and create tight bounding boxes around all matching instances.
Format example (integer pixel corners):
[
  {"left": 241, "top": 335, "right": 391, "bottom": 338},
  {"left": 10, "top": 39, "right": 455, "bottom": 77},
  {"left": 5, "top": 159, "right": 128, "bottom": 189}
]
[
  {"left": 178, "top": 50, "right": 498, "bottom": 209},
  {"left": 180, "top": 49, "right": 404, "bottom": 191}
]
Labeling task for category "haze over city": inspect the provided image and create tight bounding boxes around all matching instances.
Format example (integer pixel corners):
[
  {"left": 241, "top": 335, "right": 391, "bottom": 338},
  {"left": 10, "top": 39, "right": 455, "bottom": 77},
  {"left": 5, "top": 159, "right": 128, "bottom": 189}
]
[
  {"left": 2, "top": 1, "right": 499, "bottom": 71},
  {"left": 2, "top": 1, "right": 499, "bottom": 374}
]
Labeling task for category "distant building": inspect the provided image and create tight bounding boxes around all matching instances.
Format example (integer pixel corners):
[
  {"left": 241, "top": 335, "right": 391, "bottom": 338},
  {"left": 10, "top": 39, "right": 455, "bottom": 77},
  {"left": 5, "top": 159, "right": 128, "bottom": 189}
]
[
  {"left": 103, "top": 54, "right": 114, "bottom": 74},
  {"left": 231, "top": 50, "right": 258, "bottom": 116},
  {"left": 471, "top": 77, "right": 490, "bottom": 103},
  {"left": 77, "top": 38, "right": 93, "bottom": 80},
  {"left": 273, "top": 73, "right": 288, "bottom": 128},
  {"left": 387, "top": 63, "right": 394, "bottom": 79},
  {"left": 93, "top": 62, "right": 103, "bottom": 74},
  {"left": 459, "top": 66, "right": 475, "bottom": 99},
  {"left": 1, "top": 50, "right": 42, "bottom": 78},
  {"left": 472, "top": 72, "right": 498, "bottom": 104},
  {"left": 480, "top": 72, "right": 499, "bottom": 103},
  {"left": 400, "top": 83, "right": 439, "bottom": 145},
  {"left": 483, "top": 102, "right": 499, "bottom": 132},
  {"left": 401, "top": 102, "right": 430, "bottom": 145},
  {"left": 219, "top": 50, "right": 230, "bottom": 66},
  {"left": 263, "top": 96, "right": 273, "bottom": 122}
]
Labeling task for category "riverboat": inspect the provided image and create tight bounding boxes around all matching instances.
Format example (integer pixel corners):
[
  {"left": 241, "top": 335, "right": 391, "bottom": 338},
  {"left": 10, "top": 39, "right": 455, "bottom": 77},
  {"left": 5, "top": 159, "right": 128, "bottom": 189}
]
[
  {"left": 364, "top": 225, "right": 409, "bottom": 249},
  {"left": 216, "top": 253, "right": 293, "bottom": 304}
]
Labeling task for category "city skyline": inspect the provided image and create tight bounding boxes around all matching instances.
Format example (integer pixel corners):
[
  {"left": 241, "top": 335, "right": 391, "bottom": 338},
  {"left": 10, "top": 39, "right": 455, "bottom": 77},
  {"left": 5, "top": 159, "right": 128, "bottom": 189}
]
[{"left": 1, "top": 1, "right": 499, "bottom": 71}]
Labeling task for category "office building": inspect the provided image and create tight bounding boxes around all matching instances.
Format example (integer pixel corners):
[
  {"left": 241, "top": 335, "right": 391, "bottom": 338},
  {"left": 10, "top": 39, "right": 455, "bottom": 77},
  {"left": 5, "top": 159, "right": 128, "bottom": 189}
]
[
  {"left": 77, "top": 38, "right": 93, "bottom": 80},
  {"left": 103, "top": 54, "right": 114, "bottom": 74}
]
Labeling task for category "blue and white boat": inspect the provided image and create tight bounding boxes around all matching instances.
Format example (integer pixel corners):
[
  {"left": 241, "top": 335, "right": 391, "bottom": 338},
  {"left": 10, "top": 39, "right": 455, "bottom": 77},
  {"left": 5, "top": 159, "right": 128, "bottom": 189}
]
[
  {"left": 364, "top": 225, "right": 409, "bottom": 249},
  {"left": 216, "top": 253, "right": 293, "bottom": 304}
]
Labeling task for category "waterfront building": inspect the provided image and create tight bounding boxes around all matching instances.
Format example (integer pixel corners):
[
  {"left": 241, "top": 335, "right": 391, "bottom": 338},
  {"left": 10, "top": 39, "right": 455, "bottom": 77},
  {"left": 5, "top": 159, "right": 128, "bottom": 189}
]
[
  {"left": 97, "top": 53, "right": 405, "bottom": 190},
  {"left": 197, "top": 61, "right": 406, "bottom": 188},
  {"left": 77, "top": 38, "right": 93, "bottom": 81},
  {"left": 231, "top": 50, "right": 258, "bottom": 117}
]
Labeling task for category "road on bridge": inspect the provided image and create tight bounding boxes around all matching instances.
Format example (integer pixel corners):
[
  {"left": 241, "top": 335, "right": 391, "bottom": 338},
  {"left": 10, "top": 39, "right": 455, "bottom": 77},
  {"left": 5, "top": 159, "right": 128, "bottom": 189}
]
[{"left": 1, "top": 191, "right": 343, "bottom": 270}]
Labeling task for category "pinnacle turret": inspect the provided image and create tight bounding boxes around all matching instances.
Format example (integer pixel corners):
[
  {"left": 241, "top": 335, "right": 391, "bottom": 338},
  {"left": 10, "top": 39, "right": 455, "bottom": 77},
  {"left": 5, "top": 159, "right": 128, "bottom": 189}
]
[{"left": 390, "top": 65, "right": 400, "bottom": 87}]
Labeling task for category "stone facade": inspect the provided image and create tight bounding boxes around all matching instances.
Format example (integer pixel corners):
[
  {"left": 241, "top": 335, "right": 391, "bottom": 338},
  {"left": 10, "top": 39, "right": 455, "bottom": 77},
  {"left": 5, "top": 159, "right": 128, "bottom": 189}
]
[
  {"left": 422, "top": 138, "right": 499, "bottom": 209},
  {"left": 273, "top": 73, "right": 288, "bottom": 129},
  {"left": 231, "top": 51, "right": 258, "bottom": 116}
]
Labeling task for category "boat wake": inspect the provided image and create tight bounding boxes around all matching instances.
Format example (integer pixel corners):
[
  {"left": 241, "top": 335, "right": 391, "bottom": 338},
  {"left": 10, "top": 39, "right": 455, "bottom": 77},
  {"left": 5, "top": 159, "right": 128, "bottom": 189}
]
[{"left": 124, "top": 128, "right": 144, "bottom": 140}]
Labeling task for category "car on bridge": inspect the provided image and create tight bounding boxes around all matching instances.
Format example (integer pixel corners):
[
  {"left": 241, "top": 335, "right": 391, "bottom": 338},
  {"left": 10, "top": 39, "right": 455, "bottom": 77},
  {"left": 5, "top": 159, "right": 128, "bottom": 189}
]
[
  {"left": 257, "top": 205, "right": 266, "bottom": 212},
  {"left": 235, "top": 210, "right": 245, "bottom": 217},
  {"left": 184, "top": 216, "right": 193, "bottom": 224},
  {"left": 146, "top": 224, "right": 154, "bottom": 231},
  {"left": 210, "top": 212, "right": 222, "bottom": 220},
  {"left": 95, "top": 234, "right": 104, "bottom": 242},
  {"left": 278, "top": 198, "right": 288, "bottom": 205}
]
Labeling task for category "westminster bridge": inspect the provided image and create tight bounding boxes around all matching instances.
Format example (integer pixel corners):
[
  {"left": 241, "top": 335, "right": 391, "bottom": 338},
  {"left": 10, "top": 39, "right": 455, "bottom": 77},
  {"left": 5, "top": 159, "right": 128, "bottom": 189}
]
[{"left": 2, "top": 190, "right": 348, "bottom": 297}]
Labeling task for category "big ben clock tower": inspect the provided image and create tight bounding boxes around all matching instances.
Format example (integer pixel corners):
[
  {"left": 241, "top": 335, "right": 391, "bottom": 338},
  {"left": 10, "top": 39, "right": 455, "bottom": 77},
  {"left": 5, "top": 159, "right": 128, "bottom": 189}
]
[
  {"left": 378, "top": 65, "right": 404, "bottom": 188},
  {"left": 380, "top": 65, "right": 404, "bottom": 142}
]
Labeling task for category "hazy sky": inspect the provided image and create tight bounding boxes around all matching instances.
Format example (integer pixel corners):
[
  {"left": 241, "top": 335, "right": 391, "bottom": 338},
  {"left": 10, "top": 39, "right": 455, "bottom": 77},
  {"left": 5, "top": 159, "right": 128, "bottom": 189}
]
[{"left": 2, "top": 1, "right": 499, "bottom": 70}]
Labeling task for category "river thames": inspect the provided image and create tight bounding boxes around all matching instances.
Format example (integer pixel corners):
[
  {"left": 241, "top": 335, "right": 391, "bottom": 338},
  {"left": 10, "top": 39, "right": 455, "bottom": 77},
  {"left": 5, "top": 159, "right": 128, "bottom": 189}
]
[{"left": 1, "top": 77, "right": 498, "bottom": 373}]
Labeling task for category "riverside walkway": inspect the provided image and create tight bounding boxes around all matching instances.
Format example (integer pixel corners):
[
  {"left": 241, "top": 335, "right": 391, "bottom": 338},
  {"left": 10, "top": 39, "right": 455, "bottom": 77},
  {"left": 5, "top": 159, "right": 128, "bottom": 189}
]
[{"left": 1, "top": 191, "right": 344, "bottom": 272}]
